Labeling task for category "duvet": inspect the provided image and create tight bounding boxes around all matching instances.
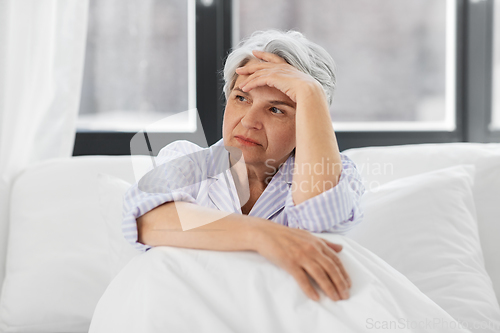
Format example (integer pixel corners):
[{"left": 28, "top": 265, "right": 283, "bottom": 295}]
[{"left": 89, "top": 234, "right": 471, "bottom": 333}]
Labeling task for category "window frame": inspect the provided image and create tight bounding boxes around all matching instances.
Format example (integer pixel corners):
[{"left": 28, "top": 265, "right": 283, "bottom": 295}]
[
  {"left": 465, "top": 0, "right": 500, "bottom": 143},
  {"left": 72, "top": 0, "right": 499, "bottom": 156}
]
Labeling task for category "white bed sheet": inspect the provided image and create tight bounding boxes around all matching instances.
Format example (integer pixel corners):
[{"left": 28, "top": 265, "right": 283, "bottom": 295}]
[{"left": 89, "top": 234, "right": 471, "bottom": 333}]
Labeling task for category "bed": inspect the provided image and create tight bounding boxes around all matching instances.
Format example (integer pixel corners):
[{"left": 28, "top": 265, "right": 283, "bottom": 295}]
[{"left": 0, "top": 142, "right": 499, "bottom": 332}]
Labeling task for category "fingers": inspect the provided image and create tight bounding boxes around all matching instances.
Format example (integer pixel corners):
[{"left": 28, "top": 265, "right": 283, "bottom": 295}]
[
  {"left": 316, "top": 254, "right": 350, "bottom": 300},
  {"left": 235, "top": 64, "right": 277, "bottom": 91},
  {"left": 234, "top": 51, "right": 308, "bottom": 97},
  {"left": 303, "top": 261, "right": 342, "bottom": 301},
  {"left": 234, "top": 50, "right": 288, "bottom": 76},
  {"left": 236, "top": 66, "right": 299, "bottom": 102},
  {"left": 323, "top": 245, "right": 352, "bottom": 289},
  {"left": 258, "top": 227, "right": 351, "bottom": 303},
  {"left": 288, "top": 266, "right": 320, "bottom": 302},
  {"left": 325, "top": 241, "right": 343, "bottom": 253},
  {"left": 235, "top": 61, "right": 281, "bottom": 76},
  {"left": 290, "top": 245, "right": 350, "bottom": 302},
  {"left": 238, "top": 72, "right": 279, "bottom": 93},
  {"left": 252, "top": 50, "right": 287, "bottom": 63}
]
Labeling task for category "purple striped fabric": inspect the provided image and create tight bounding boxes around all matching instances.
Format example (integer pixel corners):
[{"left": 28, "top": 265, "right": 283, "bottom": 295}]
[{"left": 123, "top": 139, "right": 366, "bottom": 252}]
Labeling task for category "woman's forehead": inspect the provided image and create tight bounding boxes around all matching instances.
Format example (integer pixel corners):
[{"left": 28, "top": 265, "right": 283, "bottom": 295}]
[{"left": 233, "top": 70, "right": 296, "bottom": 107}]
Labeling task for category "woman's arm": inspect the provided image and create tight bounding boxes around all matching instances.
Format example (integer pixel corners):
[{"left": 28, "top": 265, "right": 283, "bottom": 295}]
[
  {"left": 292, "top": 81, "right": 342, "bottom": 205},
  {"left": 137, "top": 201, "right": 351, "bottom": 302},
  {"left": 236, "top": 50, "right": 342, "bottom": 205},
  {"left": 137, "top": 201, "right": 258, "bottom": 251}
]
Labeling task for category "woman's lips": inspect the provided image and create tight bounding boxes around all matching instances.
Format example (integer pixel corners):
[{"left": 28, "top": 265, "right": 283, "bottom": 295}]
[{"left": 235, "top": 135, "right": 260, "bottom": 146}]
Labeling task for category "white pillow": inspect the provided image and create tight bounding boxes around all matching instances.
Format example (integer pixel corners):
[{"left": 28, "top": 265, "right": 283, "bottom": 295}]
[
  {"left": 473, "top": 156, "right": 500, "bottom": 302},
  {"left": 0, "top": 156, "right": 151, "bottom": 333},
  {"left": 343, "top": 143, "right": 500, "bottom": 304},
  {"left": 97, "top": 173, "right": 141, "bottom": 279},
  {"left": 347, "top": 165, "right": 500, "bottom": 332},
  {"left": 342, "top": 142, "right": 500, "bottom": 189}
]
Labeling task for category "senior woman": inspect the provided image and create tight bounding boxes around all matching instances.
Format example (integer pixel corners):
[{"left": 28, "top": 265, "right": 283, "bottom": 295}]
[{"left": 123, "top": 30, "right": 365, "bottom": 303}]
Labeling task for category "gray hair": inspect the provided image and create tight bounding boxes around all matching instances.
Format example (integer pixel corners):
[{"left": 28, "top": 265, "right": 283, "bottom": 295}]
[{"left": 223, "top": 30, "right": 336, "bottom": 107}]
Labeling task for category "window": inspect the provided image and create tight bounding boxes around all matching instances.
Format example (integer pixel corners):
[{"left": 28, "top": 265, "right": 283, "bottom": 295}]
[
  {"left": 234, "top": 0, "right": 455, "bottom": 131},
  {"left": 78, "top": 0, "right": 196, "bottom": 133},
  {"left": 74, "top": 0, "right": 499, "bottom": 156},
  {"left": 492, "top": 0, "right": 500, "bottom": 130}
]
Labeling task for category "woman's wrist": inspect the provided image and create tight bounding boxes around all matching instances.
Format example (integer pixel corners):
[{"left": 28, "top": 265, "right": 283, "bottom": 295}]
[
  {"left": 243, "top": 217, "right": 292, "bottom": 254},
  {"left": 240, "top": 216, "right": 272, "bottom": 253},
  {"left": 295, "top": 80, "right": 328, "bottom": 108}
]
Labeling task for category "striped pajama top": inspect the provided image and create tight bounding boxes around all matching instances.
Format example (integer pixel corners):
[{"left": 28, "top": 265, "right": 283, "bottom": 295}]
[{"left": 122, "top": 139, "right": 366, "bottom": 252}]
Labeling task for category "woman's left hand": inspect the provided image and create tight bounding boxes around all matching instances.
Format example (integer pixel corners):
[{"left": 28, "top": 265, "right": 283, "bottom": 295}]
[{"left": 235, "top": 50, "right": 327, "bottom": 106}]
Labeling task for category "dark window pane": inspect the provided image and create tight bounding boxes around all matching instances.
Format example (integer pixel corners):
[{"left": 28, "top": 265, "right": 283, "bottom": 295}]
[
  {"left": 493, "top": 0, "right": 500, "bottom": 129},
  {"left": 236, "top": 0, "right": 453, "bottom": 130},
  {"left": 78, "top": 0, "right": 194, "bottom": 131}
]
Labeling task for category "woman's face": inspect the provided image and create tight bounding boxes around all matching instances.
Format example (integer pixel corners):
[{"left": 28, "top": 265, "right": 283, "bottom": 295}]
[{"left": 222, "top": 59, "right": 296, "bottom": 170}]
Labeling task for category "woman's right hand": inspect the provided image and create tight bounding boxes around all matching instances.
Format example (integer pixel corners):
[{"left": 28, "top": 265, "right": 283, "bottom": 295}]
[{"left": 250, "top": 219, "right": 351, "bottom": 302}]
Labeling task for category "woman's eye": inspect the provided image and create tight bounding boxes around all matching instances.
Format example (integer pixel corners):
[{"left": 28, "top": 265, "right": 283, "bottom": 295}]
[
  {"left": 270, "top": 107, "right": 284, "bottom": 114},
  {"left": 236, "top": 95, "right": 247, "bottom": 102}
]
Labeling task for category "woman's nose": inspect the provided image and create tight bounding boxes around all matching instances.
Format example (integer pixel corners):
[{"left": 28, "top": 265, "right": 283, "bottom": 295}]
[{"left": 240, "top": 106, "right": 263, "bottom": 130}]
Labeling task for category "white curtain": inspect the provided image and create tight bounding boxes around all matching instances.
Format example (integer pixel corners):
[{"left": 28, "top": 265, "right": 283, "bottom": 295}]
[{"left": 0, "top": 0, "right": 89, "bottom": 294}]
